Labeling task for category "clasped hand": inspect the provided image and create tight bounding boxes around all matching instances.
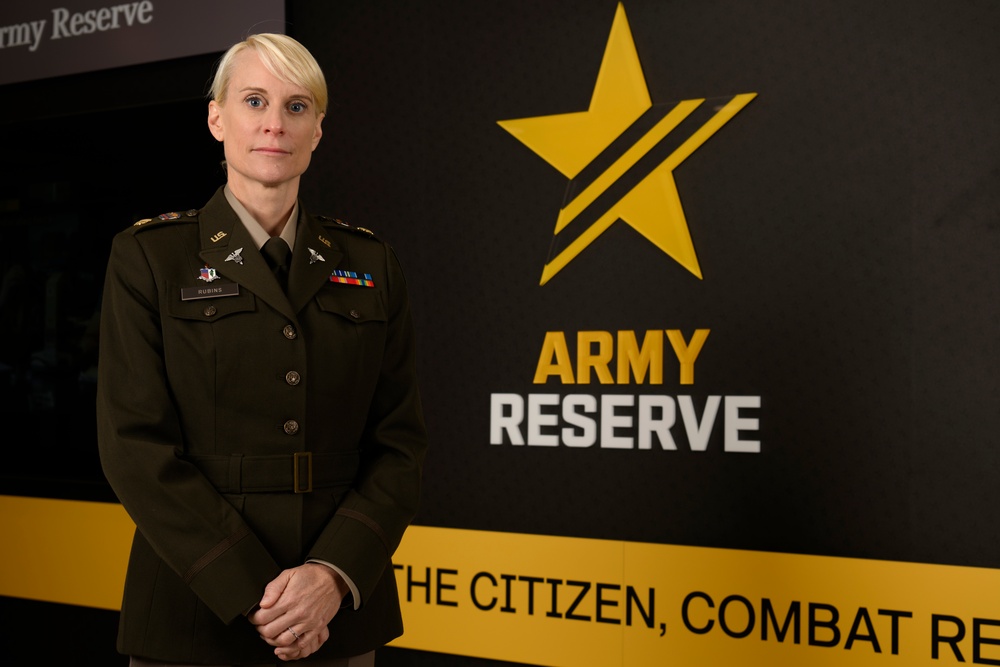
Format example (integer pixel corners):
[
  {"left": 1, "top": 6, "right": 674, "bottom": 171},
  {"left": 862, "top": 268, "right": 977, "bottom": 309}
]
[{"left": 249, "top": 563, "right": 348, "bottom": 661}]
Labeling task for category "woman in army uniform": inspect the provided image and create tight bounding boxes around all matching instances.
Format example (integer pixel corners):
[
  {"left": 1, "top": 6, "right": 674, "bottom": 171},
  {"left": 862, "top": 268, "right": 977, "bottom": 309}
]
[{"left": 97, "top": 33, "right": 426, "bottom": 666}]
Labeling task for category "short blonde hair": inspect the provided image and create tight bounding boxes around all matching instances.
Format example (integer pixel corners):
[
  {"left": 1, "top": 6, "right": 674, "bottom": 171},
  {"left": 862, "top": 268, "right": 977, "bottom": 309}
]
[{"left": 210, "top": 33, "right": 328, "bottom": 115}]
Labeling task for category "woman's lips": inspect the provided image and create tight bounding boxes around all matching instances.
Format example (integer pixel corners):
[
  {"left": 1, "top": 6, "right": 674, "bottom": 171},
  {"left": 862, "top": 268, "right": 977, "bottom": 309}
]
[{"left": 253, "top": 147, "right": 290, "bottom": 155}]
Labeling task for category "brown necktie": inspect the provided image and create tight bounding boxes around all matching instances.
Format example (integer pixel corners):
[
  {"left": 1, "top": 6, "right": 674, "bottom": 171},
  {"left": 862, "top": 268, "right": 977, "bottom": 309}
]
[{"left": 261, "top": 237, "right": 291, "bottom": 292}]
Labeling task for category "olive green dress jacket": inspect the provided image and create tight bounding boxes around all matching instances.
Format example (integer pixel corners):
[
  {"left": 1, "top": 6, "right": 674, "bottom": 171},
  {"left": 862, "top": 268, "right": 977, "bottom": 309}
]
[{"left": 97, "top": 187, "right": 427, "bottom": 663}]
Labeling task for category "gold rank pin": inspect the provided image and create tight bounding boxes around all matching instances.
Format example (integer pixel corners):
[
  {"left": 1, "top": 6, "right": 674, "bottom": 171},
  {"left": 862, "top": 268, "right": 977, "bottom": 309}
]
[
  {"left": 318, "top": 215, "right": 376, "bottom": 238},
  {"left": 133, "top": 209, "right": 199, "bottom": 227}
]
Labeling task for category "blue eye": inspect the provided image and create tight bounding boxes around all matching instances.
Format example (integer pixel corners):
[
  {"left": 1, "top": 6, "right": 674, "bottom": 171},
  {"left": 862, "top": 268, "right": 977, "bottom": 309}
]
[
  {"left": 289, "top": 101, "right": 306, "bottom": 113},
  {"left": 246, "top": 96, "right": 263, "bottom": 108}
]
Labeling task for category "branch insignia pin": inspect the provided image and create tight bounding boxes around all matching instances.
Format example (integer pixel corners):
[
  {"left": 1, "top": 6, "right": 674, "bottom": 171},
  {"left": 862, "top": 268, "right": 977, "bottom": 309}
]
[{"left": 225, "top": 248, "right": 244, "bottom": 265}]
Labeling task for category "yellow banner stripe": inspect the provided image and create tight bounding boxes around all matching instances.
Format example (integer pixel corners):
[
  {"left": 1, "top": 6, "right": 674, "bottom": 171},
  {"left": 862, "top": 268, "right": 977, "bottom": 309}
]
[
  {"left": 391, "top": 525, "right": 1000, "bottom": 666},
  {"left": 0, "top": 495, "right": 133, "bottom": 610},
  {"left": 5, "top": 495, "right": 1000, "bottom": 666}
]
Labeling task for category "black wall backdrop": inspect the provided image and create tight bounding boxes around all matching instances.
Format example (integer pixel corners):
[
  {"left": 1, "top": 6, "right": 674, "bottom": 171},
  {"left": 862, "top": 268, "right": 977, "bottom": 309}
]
[{"left": 1, "top": 1, "right": 997, "bottom": 665}]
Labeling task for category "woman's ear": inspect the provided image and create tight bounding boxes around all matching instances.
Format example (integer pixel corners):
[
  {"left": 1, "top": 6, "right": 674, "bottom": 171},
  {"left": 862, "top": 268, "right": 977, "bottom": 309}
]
[
  {"left": 207, "top": 100, "right": 225, "bottom": 142},
  {"left": 311, "top": 112, "right": 325, "bottom": 151}
]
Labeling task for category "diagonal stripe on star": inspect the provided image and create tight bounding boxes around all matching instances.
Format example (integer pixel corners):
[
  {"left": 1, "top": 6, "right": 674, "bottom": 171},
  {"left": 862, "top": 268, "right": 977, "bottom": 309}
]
[{"left": 544, "top": 93, "right": 756, "bottom": 284}]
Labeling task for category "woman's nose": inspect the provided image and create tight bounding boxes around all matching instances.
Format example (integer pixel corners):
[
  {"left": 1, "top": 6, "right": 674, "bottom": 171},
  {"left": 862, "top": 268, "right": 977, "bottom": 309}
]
[{"left": 263, "top": 108, "right": 284, "bottom": 134}]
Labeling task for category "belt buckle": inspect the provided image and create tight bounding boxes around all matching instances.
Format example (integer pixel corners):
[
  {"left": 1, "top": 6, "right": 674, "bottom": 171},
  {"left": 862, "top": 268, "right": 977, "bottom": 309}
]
[{"left": 293, "top": 452, "right": 313, "bottom": 493}]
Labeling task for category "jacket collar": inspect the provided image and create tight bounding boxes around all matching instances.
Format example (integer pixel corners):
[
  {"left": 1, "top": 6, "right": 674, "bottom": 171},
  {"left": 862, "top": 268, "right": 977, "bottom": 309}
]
[
  {"left": 288, "top": 207, "right": 345, "bottom": 313},
  {"left": 197, "top": 187, "right": 344, "bottom": 317}
]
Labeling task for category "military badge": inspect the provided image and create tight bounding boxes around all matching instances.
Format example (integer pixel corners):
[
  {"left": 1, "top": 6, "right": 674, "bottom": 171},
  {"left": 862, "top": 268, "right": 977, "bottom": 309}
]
[
  {"left": 225, "top": 248, "right": 244, "bottom": 265},
  {"left": 308, "top": 248, "right": 325, "bottom": 264},
  {"left": 330, "top": 270, "right": 374, "bottom": 287},
  {"left": 198, "top": 266, "right": 220, "bottom": 283}
]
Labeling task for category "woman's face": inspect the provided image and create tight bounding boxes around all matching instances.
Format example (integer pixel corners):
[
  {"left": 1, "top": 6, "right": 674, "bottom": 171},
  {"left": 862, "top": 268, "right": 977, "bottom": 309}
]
[{"left": 207, "top": 49, "right": 324, "bottom": 194}]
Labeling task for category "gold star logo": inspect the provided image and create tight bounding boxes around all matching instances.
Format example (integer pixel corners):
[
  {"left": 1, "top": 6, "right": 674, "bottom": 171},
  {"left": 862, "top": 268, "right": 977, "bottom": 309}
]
[{"left": 498, "top": 3, "right": 756, "bottom": 285}]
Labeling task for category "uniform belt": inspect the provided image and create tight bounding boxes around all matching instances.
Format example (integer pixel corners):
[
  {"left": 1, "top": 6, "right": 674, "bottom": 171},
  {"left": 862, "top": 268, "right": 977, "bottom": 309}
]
[{"left": 185, "top": 452, "right": 358, "bottom": 494}]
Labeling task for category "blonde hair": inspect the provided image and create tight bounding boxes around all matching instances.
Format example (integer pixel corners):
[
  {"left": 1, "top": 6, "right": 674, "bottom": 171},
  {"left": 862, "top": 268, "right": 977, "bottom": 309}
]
[{"left": 210, "top": 33, "right": 328, "bottom": 115}]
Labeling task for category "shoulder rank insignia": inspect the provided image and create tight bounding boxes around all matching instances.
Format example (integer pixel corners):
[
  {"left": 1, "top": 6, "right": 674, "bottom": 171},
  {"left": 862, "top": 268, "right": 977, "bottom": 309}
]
[
  {"left": 133, "top": 209, "right": 195, "bottom": 229},
  {"left": 318, "top": 215, "right": 376, "bottom": 238}
]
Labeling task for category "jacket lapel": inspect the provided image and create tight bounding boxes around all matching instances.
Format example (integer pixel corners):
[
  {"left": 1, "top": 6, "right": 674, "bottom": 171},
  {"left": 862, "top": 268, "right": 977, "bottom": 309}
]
[
  {"left": 288, "top": 211, "right": 344, "bottom": 314},
  {"left": 197, "top": 188, "right": 296, "bottom": 320}
]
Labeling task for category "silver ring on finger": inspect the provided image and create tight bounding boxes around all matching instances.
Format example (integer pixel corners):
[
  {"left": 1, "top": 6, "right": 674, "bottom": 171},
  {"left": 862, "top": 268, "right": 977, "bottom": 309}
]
[{"left": 288, "top": 627, "right": 301, "bottom": 640}]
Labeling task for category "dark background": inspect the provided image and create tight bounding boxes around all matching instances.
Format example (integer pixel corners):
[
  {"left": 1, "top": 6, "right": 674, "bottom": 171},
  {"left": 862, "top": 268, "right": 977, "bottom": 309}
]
[{"left": 1, "top": 1, "right": 997, "bottom": 665}]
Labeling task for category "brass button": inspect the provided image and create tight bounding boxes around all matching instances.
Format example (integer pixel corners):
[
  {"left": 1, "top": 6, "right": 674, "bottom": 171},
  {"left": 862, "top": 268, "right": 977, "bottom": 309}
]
[
  {"left": 283, "top": 420, "right": 299, "bottom": 435},
  {"left": 285, "top": 371, "right": 301, "bottom": 386},
  {"left": 203, "top": 305, "right": 217, "bottom": 317},
  {"left": 350, "top": 309, "right": 361, "bottom": 319},
  {"left": 283, "top": 325, "right": 297, "bottom": 339}
]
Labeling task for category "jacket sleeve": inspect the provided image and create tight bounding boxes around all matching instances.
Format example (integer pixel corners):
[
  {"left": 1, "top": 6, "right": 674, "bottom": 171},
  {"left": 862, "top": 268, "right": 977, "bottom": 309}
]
[
  {"left": 305, "top": 241, "right": 428, "bottom": 602},
  {"left": 96, "top": 228, "right": 282, "bottom": 623}
]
